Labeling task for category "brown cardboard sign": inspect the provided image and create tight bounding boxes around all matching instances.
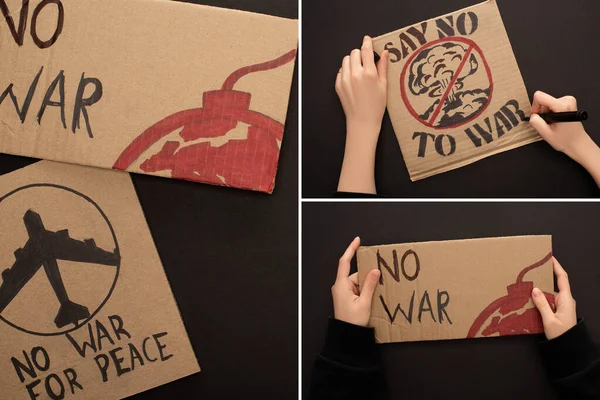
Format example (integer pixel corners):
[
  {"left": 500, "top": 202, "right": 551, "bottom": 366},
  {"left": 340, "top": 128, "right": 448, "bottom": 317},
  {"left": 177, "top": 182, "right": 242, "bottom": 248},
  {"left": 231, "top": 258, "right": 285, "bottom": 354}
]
[
  {"left": 372, "top": 0, "right": 539, "bottom": 181},
  {"left": 0, "top": 0, "right": 298, "bottom": 194},
  {"left": 357, "top": 236, "right": 554, "bottom": 343},
  {"left": 0, "top": 161, "right": 199, "bottom": 399}
]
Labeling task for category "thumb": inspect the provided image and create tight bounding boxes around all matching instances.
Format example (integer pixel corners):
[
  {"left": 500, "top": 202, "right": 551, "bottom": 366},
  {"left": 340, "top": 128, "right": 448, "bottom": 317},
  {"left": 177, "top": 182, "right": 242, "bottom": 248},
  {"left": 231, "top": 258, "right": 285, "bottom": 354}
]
[
  {"left": 529, "top": 114, "right": 553, "bottom": 141},
  {"left": 377, "top": 50, "right": 388, "bottom": 84},
  {"left": 532, "top": 288, "right": 555, "bottom": 324},
  {"left": 359, "top": 269, "right": 381, "bottom": 306}
]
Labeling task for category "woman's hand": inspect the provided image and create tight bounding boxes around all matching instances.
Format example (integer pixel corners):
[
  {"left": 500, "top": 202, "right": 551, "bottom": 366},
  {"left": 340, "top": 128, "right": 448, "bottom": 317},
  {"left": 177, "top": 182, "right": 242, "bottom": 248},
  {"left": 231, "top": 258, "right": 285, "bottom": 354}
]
[
  {"left": 331, "top": 237, "right": 381, "bottom": 327},
  {"left": 336, "top": 36, "right": 389, "bottom": 194},
  {"left": 530, "top": 91, "right": 600, "bottom": 187},
  {"left": 336, "top": 36, "right": 388, "bottom": 141},
  {"left": 532, "top": 257, "right": 577, "bottom": 340},
  {"left": 530, "top": 91, "right": 589, "bottom": 157}
]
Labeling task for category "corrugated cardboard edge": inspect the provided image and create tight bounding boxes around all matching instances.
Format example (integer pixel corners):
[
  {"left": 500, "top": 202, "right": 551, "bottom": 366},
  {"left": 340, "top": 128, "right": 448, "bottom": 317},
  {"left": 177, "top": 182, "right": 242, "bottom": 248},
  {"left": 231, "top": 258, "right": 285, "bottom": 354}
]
[
  {"left": 358, "top": 234, "right": 551, "bottom": 256},
  {"left": 266, "top": 47, "right": 298, "bottom": 195},
  {"left": 119, "top": 169, "right": 202, "bottom": 379},
  {"left": 0, "top": 152, "right": 291, "bottom": 195},
  {"left": 408, "top": 136, "right": 542, "bottom": 181},
  {"left": 144, "top": 0, "right": 299, "bottom": 23}
]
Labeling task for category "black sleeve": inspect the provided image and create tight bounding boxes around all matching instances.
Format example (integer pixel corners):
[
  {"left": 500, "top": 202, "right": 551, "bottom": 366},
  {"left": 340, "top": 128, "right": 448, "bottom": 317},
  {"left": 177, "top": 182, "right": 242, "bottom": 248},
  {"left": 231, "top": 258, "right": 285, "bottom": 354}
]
[
  {"left": 333, "top": 192, "right": 383, "bottom": 198},
  {"left": 539, "top": 319, "right": 600, "bottom": 399},
  {"left": 309, "top": 318, "right": 388, "bottom": 400}
]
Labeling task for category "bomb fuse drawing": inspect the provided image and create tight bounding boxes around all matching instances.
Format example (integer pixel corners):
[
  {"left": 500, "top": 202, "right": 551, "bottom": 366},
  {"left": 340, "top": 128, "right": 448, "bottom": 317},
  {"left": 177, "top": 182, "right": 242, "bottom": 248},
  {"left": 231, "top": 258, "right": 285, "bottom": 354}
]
[
  {"left": 113, "top": 50, "right": 297, "bottom": 193},
  {"left": 401, "top": 37, "right": 493, "bottom": 129},
  {"left": 0, "top": 210, "right": 120, "bottom": 330},
  {"left": 467, "top": 252, "right": 555, "bottom": 338}
]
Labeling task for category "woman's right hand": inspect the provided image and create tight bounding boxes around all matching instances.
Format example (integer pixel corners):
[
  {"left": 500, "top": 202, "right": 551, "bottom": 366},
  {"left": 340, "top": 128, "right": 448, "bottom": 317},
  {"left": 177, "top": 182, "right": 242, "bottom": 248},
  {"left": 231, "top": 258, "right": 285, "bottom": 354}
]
[
  {"left": 530, "top": 91, "right": 589, "bottom": 158},
  {"left": 331, "top": 237, "right": 381, "bottom": 327},
  {"left": 530, "top": 91, "right": 600, "bottom": 187},
  {"left": 531, "top": 257, "right": 577, "bottom": 340}
]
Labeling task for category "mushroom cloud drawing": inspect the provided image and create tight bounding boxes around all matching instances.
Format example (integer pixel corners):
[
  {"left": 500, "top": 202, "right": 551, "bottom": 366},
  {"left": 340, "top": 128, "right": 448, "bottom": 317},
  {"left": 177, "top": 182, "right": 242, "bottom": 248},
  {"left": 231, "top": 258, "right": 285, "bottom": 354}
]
[{"left": 408, "top": 42, "right": 491, "bottom": 128}]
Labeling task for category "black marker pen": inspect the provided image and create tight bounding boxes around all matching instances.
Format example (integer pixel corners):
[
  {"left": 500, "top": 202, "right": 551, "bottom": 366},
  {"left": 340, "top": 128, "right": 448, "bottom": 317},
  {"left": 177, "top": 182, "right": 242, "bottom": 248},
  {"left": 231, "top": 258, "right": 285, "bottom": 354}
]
[
  {"left": 525, "top": 111, "right": 588, "bottom": 124},
  {"left": 373, "top": 51, "right": 380, "bottom": 64}
]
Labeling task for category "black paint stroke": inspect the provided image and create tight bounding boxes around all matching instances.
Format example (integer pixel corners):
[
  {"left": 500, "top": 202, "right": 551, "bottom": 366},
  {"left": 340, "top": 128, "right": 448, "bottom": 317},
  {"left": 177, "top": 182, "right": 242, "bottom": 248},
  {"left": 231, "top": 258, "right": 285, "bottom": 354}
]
[
  {"left": 0, "top": 210, "right": 119, "bottom": 329},
  {"left": 0, "top": 184, "right": 120, "bottom": 337}
]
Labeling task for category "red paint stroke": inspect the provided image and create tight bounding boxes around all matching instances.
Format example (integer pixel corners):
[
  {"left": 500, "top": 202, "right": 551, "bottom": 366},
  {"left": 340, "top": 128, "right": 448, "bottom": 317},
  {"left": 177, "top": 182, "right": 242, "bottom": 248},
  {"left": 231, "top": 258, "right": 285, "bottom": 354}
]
[
  {"left": 467, "top": 252, "right": 555, "bottom": 338},
  {"left": 113, "top": 49, "right": 297, "bottom": 193},
  {"left": 221, "top": 50, "right": 297, "bottom": 91},
  {"left": 399, "top": 37, "right": 494, "bottom": 130},
  {"left": 517, "top": 252, "right": 553, "bottom": 283}
]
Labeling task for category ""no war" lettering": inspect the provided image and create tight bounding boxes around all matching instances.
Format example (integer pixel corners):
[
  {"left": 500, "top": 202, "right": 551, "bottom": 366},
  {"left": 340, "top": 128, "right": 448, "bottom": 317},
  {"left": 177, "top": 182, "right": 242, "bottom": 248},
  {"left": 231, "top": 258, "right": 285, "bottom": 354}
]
[
  {"left": 375, "top": 249, "right": 452, "bottom": 326},
  {"left": 1, "top": 0, "right": 64, "bottom": 49},
  {"left": 376, "top": 248, "right": 421, "bottom": 284}
]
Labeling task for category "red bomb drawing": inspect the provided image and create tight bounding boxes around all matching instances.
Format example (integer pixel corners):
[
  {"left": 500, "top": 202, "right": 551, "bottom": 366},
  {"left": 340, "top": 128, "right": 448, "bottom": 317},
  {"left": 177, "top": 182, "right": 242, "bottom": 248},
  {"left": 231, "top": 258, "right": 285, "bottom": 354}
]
[
  {"left": 467, "top": 252, "right": 555, "bottom": 338},
  {"left": 113, "top": 50, "right": 297, "bottom": 193}
]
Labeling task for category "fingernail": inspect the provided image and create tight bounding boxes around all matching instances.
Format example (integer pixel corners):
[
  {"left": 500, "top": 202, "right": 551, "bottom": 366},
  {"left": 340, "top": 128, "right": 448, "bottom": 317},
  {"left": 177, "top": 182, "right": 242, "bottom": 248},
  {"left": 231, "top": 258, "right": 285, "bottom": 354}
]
[
  {"left": 364, "top": 35, "right": 370, "bottom": 40},
  {"left": 532, "top": 288, "right": 542, "bottom": 297}
]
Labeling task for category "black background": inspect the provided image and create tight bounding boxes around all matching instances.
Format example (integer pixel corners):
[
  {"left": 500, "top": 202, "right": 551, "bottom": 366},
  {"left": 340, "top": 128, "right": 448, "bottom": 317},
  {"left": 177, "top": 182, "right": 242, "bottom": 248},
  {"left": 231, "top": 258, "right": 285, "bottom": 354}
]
[
  {"left": 302, "top": 0, "right": 600, "bottom": 198},
  {"left": 0, "top": 0, "right": 298, "bottom": 398},
  {"left": 302, "top": 202, "right": 600, "bottom": 399}
]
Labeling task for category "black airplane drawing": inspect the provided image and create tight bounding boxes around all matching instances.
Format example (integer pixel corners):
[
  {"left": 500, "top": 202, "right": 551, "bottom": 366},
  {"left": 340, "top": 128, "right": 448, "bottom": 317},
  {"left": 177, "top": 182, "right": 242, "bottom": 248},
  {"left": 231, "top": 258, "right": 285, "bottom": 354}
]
[{"left": 0, "top": 209, "right": 120, "bottom": 329}]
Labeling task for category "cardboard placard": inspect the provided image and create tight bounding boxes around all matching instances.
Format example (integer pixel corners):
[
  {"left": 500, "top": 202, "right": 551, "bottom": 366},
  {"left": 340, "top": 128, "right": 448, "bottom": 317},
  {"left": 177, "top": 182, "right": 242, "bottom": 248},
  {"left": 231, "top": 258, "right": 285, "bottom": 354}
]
[
  {"left": 372, "top": 0, "right": 539, "bottom": 181},
  {"left": 0, "top": 0, "right": 298, "bottom": 193},
  {"left": 0, "top": 161, "right": 199, "bottom": 399},
  {"left": 357, "top": 236, "right": 554, "bottom": 343}
]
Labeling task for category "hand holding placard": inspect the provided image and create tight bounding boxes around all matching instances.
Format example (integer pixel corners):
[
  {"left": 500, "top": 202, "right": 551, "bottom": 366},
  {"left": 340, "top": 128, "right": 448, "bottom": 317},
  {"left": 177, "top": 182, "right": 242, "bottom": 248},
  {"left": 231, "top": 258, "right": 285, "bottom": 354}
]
[
  {"left": 357, "top": 236, "right": 554, "bottom": 343},
  {"left": 336, "top": 37, "right": 389, "bottom": 194},
  {"left": 531, "top": 257, "right": 577, "bottom": 340},
  {"left": 332, "top": 237, "right": 380, "bottom": 327}
]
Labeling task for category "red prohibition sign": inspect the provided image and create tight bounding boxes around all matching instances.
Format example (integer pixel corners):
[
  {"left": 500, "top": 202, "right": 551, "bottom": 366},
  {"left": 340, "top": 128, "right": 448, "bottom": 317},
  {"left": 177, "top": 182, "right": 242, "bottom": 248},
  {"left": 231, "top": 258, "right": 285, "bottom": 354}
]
[{"left": 400, "top": 37, "right": 494, "bottom": 130}]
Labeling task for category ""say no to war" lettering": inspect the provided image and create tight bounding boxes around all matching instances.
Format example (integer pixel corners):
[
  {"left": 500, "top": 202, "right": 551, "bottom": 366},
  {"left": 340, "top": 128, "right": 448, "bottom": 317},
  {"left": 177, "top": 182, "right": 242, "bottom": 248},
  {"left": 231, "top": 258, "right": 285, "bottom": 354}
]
[{"left": 384, "top": 12, "right": 479, "bottom": 63}]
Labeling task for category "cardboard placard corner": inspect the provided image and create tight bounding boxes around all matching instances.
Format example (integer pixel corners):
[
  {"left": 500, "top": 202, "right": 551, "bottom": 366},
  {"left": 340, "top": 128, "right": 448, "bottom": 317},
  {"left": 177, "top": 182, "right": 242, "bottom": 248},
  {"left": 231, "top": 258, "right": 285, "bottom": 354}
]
[
  {"left": 372, "top": 0, "right": 539, "bottom": 181},
  {"left": 357, "top": 235, "right": 553, "bottom": 343},
  {"left": 0, "top": 160, "right": 199, "bottom": 399}
]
